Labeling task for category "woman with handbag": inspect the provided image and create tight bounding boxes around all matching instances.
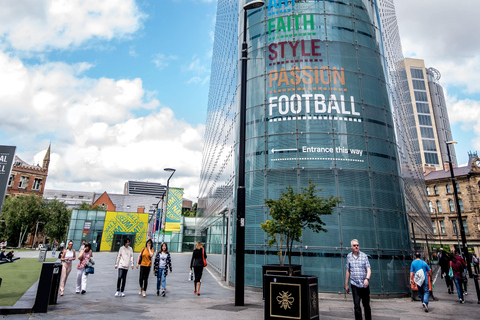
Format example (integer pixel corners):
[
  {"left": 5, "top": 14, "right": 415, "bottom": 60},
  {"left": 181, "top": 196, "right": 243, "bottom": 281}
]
[
  {"left": 153, "top": 242, "right": 172, "bottom": 297},
  {"left": 190, "top": 242, "right": 207, "bottom": 296},
  {"left": 137, "top": 239, "right": 154, "bottom": 297},
  {"left": 450, "top": 250, "right": 466, "bottom": 303},
  {"left": 59, "top": 240, "right": 75, "bottom": 296},
  {"left": 76, "top": 242, "right": 93, "bottom": 294}
]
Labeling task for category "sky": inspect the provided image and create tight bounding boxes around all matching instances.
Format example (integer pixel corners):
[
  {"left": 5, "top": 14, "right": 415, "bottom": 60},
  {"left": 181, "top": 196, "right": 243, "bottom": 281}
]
[{"left": 0, "top": 0, "right": 478, "bottom": 202}]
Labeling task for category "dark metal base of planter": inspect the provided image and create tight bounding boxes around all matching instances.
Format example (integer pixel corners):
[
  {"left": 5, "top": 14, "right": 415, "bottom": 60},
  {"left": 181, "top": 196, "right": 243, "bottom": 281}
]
[
  {"left": 264, "top": 274, "right": 319, "bottom": 320},
  {"left": 262, "top": 264, "right": 302, "bottom": 299}
]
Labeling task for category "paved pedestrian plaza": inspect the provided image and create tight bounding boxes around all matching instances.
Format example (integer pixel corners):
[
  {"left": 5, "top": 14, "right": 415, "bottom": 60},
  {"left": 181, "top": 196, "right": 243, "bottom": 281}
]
[{"left": 2, "top": 251, "right": 479, "bottom": 319}]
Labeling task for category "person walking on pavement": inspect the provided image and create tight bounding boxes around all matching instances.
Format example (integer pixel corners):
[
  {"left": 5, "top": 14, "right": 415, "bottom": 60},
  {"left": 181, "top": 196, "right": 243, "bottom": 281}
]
[
  {"left": 76, "top": 243, "right": 93, "bottom": 294},
  {"left": 59, "top": 240, "right": 76, "bottom": 296},
  {"left": 439, "top": 251, "right": 454, "bottom": 294},
  {"left": 114, "top": 238, "right": 134, "bottom": 297},
  {"left": 344, "top": 239, "right": 371, "bottom": 320},
  {"left": 154, "top": 242, "right": 172, "bottom": 297},
  {"left": 473, "top": 253, "right": 479, "bottom": 274},
  {"left": 79, "top": 240, "right": 86, "bottom": 251},
  {"left": 450, "top": 250, "right": 466, "bottom": 303},
  {"left": 410, "top": 252, "right": 432, "bottom": 313},
  {"left": 190, "top": 242, "right": 207, "bottom": 296},
  {"left": 137, "top": 239, "right": 154, "bottom": 297}
]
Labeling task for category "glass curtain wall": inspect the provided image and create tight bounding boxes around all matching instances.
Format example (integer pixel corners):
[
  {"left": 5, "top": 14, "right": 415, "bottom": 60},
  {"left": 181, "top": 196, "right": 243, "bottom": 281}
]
[{"left": 198, "top": 0, "right": 428, "bottom": 295}]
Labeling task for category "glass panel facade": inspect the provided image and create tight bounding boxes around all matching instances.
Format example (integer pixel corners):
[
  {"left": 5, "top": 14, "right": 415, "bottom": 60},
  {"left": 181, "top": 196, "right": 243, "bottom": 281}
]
[{"left": 199, "top": 0, "right": 428, "bottom": 295}]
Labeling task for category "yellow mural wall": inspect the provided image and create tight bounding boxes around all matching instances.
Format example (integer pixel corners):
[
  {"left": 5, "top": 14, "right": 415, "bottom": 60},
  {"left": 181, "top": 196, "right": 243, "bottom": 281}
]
[{"left": 100, "top": 211, "right": 148, "bottom": 252}]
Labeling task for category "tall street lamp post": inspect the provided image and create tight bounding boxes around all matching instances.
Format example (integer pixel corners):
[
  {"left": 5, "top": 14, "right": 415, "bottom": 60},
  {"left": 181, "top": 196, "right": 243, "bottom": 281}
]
[
  {"left": 446, "top": 141, "right": 472, "bottom": 277},
  {"left": 162, "top": 168, "right": 176, "bottom": 243},
  {"left": 235, "top": 0, "right": 265, "bottom": 307}
]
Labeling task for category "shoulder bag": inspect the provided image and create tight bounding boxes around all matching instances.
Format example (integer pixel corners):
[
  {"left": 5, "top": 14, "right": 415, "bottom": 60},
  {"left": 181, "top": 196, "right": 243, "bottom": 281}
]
[
  {"left": 202, "top": 248, "right": 207, "bottom": 267},
  {"left": 138, "top": 248, "right": 144, "bottom": 265}
]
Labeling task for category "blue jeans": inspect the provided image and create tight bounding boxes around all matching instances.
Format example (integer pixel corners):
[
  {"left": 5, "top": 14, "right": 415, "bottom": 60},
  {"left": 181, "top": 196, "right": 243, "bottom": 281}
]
[
  {"left": 418, "top": 281, "right": 429, "bottom": 306},
  {"left": 157, "top": 268, "right": 166, "bottom": 291},
  {"left": 453, "top": 276, "right": 464, "bottom": 300}
]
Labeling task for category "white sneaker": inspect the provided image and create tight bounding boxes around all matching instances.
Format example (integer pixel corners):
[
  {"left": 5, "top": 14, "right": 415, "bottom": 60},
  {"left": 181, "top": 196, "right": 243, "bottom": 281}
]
[
  {"left": 115, "top": 291, "right": 119, "bottom": 297},
  {"left": 121, "top": 292, "right": 125, "bottom": 297}
]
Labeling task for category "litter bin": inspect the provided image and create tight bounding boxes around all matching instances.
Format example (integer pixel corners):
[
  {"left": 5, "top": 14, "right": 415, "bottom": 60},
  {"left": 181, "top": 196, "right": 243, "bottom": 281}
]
[
  {"left": 33, "top": 262, "right": 63, "bottom": 313},
  {"left": 38, "top": 250, "right": 47, "bottom": 262}
]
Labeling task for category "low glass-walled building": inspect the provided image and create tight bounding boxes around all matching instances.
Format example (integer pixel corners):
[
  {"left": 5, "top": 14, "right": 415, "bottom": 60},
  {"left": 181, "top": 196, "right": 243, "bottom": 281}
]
[{"left": 198, "top": 0, "right": 430, "bottom": 295}]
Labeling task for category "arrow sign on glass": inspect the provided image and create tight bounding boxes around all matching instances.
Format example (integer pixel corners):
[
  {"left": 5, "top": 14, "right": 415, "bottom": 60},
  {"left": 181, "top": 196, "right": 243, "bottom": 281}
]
[{"left": 271, "top": 148, "right": 297, "bottom": 153}]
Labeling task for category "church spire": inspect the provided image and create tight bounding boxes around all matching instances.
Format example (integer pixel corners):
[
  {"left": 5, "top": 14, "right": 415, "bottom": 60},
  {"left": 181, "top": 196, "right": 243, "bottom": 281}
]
[{"left": 43, "top": 144, "right": 51, "bottom": 171}]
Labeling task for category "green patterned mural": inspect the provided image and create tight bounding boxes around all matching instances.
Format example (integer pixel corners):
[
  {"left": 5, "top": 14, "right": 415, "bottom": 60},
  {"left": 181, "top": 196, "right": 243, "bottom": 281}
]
[{"left": 101, "top": 211, "right": 148, "bottom": 252}]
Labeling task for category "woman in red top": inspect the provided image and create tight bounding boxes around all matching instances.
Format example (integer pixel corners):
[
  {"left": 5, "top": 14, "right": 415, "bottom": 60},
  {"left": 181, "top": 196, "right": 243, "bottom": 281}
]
[
  {"left": 76, "top": 243, "right": 93, "bottom": 294},
  {"left": 449, "top": 250, "right": 466, "bottom": 303}
]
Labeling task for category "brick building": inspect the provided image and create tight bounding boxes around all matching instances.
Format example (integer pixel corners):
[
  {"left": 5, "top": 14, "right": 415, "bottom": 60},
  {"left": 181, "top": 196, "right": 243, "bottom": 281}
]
[
  {"left": 6, "top": 145, "right": 50, "bottom": 197},
  {"left": 424, "top": 154, "right": 480, "bottom": 255}
]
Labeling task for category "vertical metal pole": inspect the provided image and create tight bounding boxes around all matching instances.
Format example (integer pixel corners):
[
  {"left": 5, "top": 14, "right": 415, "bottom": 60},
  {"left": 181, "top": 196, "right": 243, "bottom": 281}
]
[
  {"left": 221, "top": 212, "right": 226, "bottom": 281},
  {"left": 411, "top": 222, "right": 417, "bottom": 252},
  {"left": 447, "top": 143, "right": 473, "bottom": 277},
  {"left": 235, "top": 7, "right": 248, "bottom": 307}
]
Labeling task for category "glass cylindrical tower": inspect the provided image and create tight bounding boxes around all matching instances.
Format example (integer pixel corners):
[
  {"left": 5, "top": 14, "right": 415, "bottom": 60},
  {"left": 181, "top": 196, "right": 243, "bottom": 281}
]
[{"left": 237, "top": 0, "right": 411, "bottom": 294}]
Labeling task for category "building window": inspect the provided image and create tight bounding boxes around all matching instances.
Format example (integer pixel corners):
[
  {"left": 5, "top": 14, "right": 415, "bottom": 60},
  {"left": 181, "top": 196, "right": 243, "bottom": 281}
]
[
  {"left": 32, "top": 178, "right": 42, "bottom": 190},
  {"left": 7, "top": 174, "right": 15, "bottom": 187},
  {"left": 412, "top": 79, "right": 426, "bottom": 90},
  {"left": 416, "top": 102, "right": 430, "bottom": 113},
  {"left": 459, "top": 199, "right": 464, "bottom": 212},
  {"left": 436, "top": 201, "right": 442, "bottom": 213},
  {"left": 453, "top": 220, "right": 458, "bottom": 235},
  {"left": 426, "top": 187, "right": 430, "bottom": 195},
  {"left": 434, "top": 185, "right": 439, "bottom": 195},
  {"left": 424, "top": 152, "right": 439, "bottom": 165},
  {"left": 463, "top": 220, "right": 469, "bottom": 234},
  {"left": 62, "top": 194, "right": 67, "bottom": 198},
  {"left": 420, "top": 127, "right": 435, "bottom": 139},
  {"left": 455, "top": 183, "right": 460, "bottom": 193},
  {"left": 414, "top": 91, "right": 429, "bottom": 102},
  {"left": 428, "top": 201, "right": 433, "bottom": 213},
  {"left": 446, "top": 184, "right": 451, "bottom": 194},
  {"left": 432, "top": 221, "right": 437, "bottom": 234},
  {"left": 411, "top": 67, "right": 424, "bottom": 79},
  {"left": 449, "top": 199, "right": 454, "bottom": 212},
  {"left": 418, "top": 114, "right": 432, "bottom": 126},
  {"left": 423, "top": 140, "right": 437, "bottom": 152},
  {"left": 18, "top": 176, "right": 29, "bottom": 189},
  {"left": 79, "top": 195, "right": 84, "bottom": 199},
  {"left": 440, "top": 221, "right": 446, "bottom": 234}
]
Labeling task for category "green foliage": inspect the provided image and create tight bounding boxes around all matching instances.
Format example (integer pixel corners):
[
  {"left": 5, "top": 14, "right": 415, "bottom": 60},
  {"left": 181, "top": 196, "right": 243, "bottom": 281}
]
[
  {"left": 43, "top": 199, "right": 70, "bottom": 243},
  {"left": 182, "top": 209, "right": 195, "bottom": 217},
  {"left": 77, "top": 202, "right": 106, "bottom": 211},
  {"left": 0, "top": 195, "right": 71, "bottom": 247},
  {"left": 261, "top": 180, "right": 342, "bottom": 271}
]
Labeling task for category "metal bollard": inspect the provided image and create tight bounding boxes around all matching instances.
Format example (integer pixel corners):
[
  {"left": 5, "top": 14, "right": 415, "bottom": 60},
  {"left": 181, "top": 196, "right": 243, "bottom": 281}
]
[{"left": 473, "top": 273, "right": 480, "bottom": 304}]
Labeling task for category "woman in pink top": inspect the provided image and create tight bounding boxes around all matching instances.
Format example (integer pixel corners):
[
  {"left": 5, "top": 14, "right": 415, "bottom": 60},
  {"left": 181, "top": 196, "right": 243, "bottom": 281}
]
[{"left": 76, "top": 242, "right": 93, "bottom": 294}]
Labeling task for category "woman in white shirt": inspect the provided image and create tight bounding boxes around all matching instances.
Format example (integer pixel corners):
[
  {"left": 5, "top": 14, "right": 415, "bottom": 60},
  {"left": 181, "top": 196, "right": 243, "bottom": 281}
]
[{"left": 59, "top": 240, "right": 76, "bottom": 296}]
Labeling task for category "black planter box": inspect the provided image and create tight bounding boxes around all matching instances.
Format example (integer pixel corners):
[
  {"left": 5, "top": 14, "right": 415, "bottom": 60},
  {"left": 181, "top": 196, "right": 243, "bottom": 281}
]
[
  {"left": 264, "top": 274, "right": 319, "bottom": 320},
  {"left": 262, "top": 264, "right": 302, "bottom": 299}
]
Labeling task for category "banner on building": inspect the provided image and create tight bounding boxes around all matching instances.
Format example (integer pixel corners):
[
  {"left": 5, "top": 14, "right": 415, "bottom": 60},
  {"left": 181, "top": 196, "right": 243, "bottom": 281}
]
[
  {"left": 165, "top": 187, "right": 184, "bottom": 232},
  {"left": 0, "top": 146, "right": 16, "bottom": 213}
]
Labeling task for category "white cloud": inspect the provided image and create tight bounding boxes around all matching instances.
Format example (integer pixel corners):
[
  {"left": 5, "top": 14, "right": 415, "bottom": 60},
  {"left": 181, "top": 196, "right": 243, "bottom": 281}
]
[
  {"left": 1, "top": 50, "right": 203, "bottom": 201},
  {"left": 0, "top": 0, "right": 146, "bottom": 52},
  {"left": 151, "top": 53, "right": 179, "bottom": 71}
]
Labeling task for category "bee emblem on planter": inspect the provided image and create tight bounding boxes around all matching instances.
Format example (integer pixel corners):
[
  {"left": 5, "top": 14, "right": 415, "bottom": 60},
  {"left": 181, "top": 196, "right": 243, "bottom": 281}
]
[
  {"left": 276, "top": 291, "right": 295, "bottom": 310},
  {"left": 311, "top": 290, "right": 318, "bottom": 311}
]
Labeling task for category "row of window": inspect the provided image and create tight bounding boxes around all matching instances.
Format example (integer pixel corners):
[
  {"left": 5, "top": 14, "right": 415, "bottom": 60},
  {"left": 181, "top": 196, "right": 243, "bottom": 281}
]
[
  {"left": 426, "top": 184, "right": 461, "bottom": 195},
  {"left": 432, "top": 219, "right": 469, "bottom": 234},
  {"left": 7, "top": 174, "right": 42, "bottom": 191},
  {"left": 429, "top": 199, "right": 464, "bottom": 213}
]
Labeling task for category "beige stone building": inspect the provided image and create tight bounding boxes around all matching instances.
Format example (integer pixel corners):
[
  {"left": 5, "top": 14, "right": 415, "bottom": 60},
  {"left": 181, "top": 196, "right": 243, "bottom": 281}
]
[{"left": 424, "top": 155, "right": 480, "bottom": 255}]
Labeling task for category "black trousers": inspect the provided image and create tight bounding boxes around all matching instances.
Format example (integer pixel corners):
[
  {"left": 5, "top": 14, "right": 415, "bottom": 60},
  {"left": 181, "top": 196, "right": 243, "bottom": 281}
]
[
  {"left": 445, "top": 275, "right": 454, "bottom": 292},
  {"left": 351, "top": 285, "right": 371, "bottom": 320},
  {"left": 117, "top": 268, "right": 128, "bottom": 292},
  {"left": 139, "top": 266, "right": 151, "bottom": 290}
]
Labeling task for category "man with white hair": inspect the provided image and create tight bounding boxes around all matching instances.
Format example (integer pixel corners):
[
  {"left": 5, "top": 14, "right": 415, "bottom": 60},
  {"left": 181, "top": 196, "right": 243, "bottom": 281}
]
[{"left": 345, "top": 239, "right": 371, "bottom": 320}]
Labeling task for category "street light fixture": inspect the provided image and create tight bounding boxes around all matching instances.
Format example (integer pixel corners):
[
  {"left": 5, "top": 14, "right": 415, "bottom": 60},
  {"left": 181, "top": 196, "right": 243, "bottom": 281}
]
[
  {"left": 446, "top": 141, "right": 472, "bottom": 277},
  {"left": 235, "top": 0, "right": 265, "bottom": 307},
  {"left": 162, "top": 168, "right": 176, "bottom": 243}
]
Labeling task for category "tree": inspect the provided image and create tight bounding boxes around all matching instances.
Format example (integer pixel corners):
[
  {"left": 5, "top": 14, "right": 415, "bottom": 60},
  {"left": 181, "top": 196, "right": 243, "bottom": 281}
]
[
  {"left": 0, "top": 195, "right": 46, "bottom": 247},
  {"left": 43, "top": 199, "right": 71, "bottom": 243},
  {"left": 261, "top": 180, "right": 342, "bottom": 274},
  {"left": 77, "top": 202, "right": 106, "bottom": 211}
]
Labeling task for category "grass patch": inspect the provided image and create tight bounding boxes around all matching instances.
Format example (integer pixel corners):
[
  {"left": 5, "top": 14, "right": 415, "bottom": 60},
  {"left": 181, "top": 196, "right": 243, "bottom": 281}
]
[{"left": 0, "top": 258, "right": 57, "bottom": 306}]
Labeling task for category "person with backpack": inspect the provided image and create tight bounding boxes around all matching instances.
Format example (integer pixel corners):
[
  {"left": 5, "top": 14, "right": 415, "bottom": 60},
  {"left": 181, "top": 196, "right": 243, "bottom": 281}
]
[
  {"left": 410, "top": 252, "right": 432, "bottom": 313},
  {"left": 450, "top": 250, "right": 466, "bottom": 303}
]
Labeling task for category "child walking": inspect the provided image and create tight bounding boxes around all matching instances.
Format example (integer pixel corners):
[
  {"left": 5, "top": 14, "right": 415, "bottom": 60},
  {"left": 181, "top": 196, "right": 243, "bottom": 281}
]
[{"left": 153, "top": 242, "right": 172, "bottom": 297}]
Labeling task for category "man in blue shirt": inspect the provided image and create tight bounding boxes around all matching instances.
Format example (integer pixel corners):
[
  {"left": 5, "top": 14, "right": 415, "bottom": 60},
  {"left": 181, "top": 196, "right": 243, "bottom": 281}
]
[
  {"left": 345, "top": 239, "right": 371, "bottom": 320},
  {"left": 410, "top": 252, "right": 432, "bottom": 313}
]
